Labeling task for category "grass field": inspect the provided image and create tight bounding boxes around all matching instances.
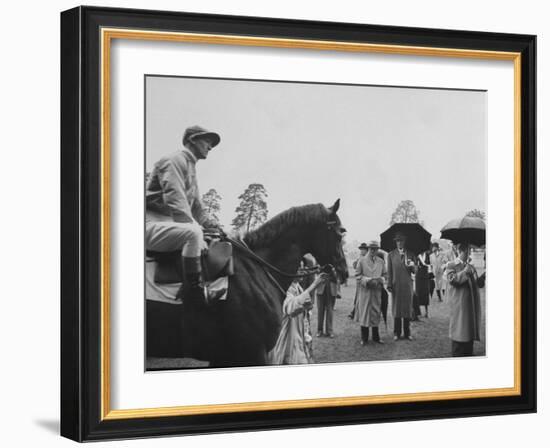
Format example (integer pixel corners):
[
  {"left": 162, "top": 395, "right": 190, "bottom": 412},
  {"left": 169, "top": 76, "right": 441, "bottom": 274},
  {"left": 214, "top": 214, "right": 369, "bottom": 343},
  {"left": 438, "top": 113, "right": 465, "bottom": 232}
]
[
  {"left": 147, "top": 283, "right": 485, "bottom": 370},
  {"left": 311, "top": 283, "right": 486, "bottom": 364}
]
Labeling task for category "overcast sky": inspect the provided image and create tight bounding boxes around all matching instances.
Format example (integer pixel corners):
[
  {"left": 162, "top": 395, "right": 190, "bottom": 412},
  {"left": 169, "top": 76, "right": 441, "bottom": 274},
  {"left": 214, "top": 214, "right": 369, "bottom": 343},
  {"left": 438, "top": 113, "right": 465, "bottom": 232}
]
[{"left": 145, "top": 76, "right": 486, "bottom": 244}]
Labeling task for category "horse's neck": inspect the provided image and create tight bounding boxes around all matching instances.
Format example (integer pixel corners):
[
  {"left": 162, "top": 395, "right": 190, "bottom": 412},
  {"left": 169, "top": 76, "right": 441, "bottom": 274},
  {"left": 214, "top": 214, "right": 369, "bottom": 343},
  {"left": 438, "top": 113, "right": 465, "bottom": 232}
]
[
  {"left": 255, "top": 242, "right": 305, "bottom": 293},
  {"left": 246, "top": 221, "right": 315, "bottom": 293}
]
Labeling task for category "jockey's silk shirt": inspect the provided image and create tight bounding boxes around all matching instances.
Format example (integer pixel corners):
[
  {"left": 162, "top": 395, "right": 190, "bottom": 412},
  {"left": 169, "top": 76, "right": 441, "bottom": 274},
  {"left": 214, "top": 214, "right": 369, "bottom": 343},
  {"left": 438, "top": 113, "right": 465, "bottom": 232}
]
[{"left": 146, "top": 148, "right": 213, "bottom": 227}]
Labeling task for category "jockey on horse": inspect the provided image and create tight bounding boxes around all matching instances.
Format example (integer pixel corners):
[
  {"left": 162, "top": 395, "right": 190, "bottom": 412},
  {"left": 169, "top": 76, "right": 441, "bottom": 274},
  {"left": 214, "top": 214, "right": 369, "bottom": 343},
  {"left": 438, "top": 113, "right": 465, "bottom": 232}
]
[{"left": 145, "top": 125, "right": 225, "bottom": 304}]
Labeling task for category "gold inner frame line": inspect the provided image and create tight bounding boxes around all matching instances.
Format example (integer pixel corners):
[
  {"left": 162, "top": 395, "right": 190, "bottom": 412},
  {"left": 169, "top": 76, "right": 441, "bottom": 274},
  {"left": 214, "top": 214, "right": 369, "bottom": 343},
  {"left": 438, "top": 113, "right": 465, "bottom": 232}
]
[{"left": 100, "top": 27, "right": 522, "bottom": 421}]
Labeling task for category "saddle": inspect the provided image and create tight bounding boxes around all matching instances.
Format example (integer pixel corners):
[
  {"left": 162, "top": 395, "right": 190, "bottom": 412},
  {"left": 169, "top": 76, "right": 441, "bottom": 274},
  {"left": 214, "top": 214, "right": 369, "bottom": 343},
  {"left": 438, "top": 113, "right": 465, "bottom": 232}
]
[{"left": 147, "top": 240, "right": 234, "bottom": 284}]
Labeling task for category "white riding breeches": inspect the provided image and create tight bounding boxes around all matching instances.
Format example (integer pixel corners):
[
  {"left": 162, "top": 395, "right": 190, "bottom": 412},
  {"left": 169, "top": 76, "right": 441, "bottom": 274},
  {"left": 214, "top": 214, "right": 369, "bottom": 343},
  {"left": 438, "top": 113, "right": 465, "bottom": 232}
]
[{"left": 145, "top": 211, "right": 203, "bottom": 258}]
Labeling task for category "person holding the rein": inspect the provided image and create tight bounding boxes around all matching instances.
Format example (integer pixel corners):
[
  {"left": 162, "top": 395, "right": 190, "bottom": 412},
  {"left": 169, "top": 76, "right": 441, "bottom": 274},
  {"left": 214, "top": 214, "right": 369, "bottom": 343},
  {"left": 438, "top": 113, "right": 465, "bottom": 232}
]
[
  {"left": 268, "top": 268, "right": 330, "bottom": 365},
  {"left": 145, "top": 125, "right": 223, "bottom": 303}
]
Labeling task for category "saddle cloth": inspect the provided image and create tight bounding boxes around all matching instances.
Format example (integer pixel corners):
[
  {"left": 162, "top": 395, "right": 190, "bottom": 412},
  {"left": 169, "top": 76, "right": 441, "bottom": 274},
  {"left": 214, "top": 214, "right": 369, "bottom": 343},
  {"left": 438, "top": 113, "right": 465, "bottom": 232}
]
[
  {"left": 145, "top": 261, "right": 228, "bottom": 304},
  {"left": 146, "top": 240, "right": 234, "bottom": 284}
]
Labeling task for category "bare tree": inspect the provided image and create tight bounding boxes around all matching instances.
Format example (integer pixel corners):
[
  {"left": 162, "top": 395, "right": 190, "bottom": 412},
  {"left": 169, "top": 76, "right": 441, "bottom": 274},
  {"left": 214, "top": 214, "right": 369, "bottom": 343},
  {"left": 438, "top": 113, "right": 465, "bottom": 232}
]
[{"left": 389, "top": 199, "right": 423, "bottom": 225}]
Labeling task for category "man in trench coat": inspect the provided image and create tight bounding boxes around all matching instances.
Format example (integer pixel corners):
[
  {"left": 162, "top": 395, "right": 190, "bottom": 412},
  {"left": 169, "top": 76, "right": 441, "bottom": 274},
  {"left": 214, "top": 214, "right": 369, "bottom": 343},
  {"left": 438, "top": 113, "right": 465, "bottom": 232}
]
[
  {"left": 354, "top": 240, "right": 387, "bottom": 344},
  {"left": 386, "top": 232, "right": 416, "bottom": 340}
]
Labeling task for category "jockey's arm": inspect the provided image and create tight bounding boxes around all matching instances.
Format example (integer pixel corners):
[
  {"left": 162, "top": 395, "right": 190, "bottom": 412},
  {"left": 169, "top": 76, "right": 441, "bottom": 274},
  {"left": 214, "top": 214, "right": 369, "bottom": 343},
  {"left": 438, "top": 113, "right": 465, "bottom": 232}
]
[
  {"left": 192, "top": 196, "right": 219, "bottom": 230},
  {"left": 158, "top": 159, "right": 195, "bottom": 223}
]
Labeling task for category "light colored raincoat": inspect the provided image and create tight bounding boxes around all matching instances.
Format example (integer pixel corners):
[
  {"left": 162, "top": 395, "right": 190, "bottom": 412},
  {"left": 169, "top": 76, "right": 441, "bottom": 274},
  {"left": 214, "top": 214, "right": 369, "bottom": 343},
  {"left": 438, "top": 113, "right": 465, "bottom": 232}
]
[
  {"left": 446, "top": 259, "right": 482, "bottom": 342},
  {"left": 354, "top": 255, "right": 386, "bottom": 327},
  {"left": 268, "top": 282, "right": 313, "bottom": 365}
]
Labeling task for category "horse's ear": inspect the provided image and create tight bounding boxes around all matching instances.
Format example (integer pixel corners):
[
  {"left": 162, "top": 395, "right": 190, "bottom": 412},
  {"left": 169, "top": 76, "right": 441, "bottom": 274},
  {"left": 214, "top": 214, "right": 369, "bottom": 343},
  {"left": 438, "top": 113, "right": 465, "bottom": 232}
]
[{"left": 328, "top": 198, "right": 340, "bottom": 214}]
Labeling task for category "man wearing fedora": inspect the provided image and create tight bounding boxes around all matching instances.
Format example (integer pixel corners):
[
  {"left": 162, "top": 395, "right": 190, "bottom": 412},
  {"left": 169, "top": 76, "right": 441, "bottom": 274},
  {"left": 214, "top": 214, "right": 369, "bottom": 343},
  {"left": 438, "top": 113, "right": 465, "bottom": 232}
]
[
  {"left": 354, "top": 241, "right": 387, "bottom": 344},
  {"left": 387, "top": 232, "right": 416, "bottom": 341},
  {"left": 348, "top": 242, "right": 369, "bottom": 320},
  {"left": 145, "top": 125, "right": 223, "bottom": 303}
]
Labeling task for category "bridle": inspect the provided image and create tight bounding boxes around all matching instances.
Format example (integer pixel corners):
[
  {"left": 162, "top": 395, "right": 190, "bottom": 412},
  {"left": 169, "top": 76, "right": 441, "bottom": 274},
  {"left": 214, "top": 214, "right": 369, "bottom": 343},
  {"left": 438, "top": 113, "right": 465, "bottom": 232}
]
[
  {"left": 224, "top": 236, "right": 324, "bottom": 298},
  {"left": 216, "top": 222, "right": 341, "bottom": 297}
]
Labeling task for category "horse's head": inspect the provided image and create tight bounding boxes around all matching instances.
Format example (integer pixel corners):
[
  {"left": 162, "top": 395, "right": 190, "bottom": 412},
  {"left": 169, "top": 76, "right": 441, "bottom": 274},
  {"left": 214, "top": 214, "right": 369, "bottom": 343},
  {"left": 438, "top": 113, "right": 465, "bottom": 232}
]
[{"left": 311, "top": 199, "right": 349, "bottom": 283}]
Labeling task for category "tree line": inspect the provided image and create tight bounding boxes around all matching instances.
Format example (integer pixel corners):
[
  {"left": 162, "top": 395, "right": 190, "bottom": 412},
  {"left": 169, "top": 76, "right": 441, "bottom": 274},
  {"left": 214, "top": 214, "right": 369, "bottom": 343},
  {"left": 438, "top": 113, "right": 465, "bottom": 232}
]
[
  {"left": 146, "top": 171, "right": 269, "bottom": 232},
  {"left": 202, "top": 183, "right": 268, "bottom": 233},
  {"left": 146, "top": 172, "right": 484, "bottom": 233},
  {"left": 389, "top": 199, "right": 485, "bottom": 226}
]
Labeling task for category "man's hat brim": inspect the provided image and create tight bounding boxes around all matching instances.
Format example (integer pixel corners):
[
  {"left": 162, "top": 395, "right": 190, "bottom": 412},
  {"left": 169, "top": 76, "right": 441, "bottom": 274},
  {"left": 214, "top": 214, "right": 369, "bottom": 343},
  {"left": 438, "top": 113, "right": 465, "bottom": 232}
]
[
  {"left": 191, "top": 131, "right": 221, "bottom": 148},
  {"left": 183, "top": 125, "right": 221, "bottom": 148}
]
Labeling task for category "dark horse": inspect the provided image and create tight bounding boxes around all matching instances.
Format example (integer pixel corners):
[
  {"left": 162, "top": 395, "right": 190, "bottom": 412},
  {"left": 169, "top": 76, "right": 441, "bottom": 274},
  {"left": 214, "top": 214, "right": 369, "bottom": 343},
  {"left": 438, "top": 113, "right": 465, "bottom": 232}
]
[{"left": 146, "top": 199, "right": 348, "bottom": 367}]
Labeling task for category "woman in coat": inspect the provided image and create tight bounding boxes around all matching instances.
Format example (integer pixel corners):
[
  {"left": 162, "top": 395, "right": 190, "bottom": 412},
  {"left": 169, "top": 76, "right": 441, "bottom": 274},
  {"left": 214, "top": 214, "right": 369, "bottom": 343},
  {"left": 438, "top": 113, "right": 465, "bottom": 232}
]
[
  {"left": 354, "top": 240, "right": 387, "bottom": 344},
  {"left": 415, "top": 250, "right": 431, "bottom": 317},
  {"left": 268, "top": 271, "right": 328, "bottom": 365}
]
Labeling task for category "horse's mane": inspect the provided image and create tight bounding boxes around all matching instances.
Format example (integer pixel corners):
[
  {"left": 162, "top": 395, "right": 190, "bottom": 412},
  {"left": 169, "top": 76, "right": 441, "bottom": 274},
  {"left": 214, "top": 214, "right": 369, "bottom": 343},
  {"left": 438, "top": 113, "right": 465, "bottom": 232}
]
[{"left": 243, "top": 203, "right": 330, "bottom": 249}]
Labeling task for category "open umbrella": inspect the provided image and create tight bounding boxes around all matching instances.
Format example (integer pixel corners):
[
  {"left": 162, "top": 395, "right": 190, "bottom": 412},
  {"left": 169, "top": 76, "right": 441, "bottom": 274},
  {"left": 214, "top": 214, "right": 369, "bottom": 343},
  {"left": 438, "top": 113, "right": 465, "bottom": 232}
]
[
  {"left": 380, "top": 223, "right": 432, "bottom": 255},
  {"left": 440, "top": 216, "right": 485, "bottom": 247}
]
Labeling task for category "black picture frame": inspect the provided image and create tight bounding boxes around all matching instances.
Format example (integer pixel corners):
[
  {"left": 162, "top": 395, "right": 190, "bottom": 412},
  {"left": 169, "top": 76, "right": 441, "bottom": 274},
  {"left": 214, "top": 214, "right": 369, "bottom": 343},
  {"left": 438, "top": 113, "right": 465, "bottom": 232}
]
[{"left": 61, "top": 5, "right": 536, "bottom": 442}]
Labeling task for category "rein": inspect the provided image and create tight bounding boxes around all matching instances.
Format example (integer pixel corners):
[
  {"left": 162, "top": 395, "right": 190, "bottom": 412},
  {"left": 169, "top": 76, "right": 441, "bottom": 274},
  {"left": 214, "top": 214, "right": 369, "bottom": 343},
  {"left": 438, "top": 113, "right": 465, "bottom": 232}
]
[
  {"left": 209, "top": 223, "right": 337, "bottom": 300},
  {"left": 225, "top": 236, "right": 325, "bottom": 279},
  {"left": 225, "top": 236, "right": 312, "bottom": 300}
]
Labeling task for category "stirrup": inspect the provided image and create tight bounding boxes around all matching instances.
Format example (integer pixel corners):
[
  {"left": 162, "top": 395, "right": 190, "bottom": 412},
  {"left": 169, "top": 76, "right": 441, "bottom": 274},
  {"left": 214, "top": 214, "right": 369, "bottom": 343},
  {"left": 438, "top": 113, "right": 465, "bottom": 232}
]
[
  {"left": 178, "top": 279, "right": 227, "bottom": 305},
  {"left": 176, "top": 281, "right": 206, "bottom": 303},
  {"left": 205, "top": 286, "right": 227, "bottom": 305}
]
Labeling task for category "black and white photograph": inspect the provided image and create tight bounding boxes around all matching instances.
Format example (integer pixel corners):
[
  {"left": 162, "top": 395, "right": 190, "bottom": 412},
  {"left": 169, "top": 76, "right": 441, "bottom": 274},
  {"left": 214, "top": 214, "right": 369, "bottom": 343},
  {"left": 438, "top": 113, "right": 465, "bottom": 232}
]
[
  {"left": 0, "top": 0, "right": 544, "bottom": 444},
  {"left": 144, "top": 75, "right": 487, "bottom": 370}
]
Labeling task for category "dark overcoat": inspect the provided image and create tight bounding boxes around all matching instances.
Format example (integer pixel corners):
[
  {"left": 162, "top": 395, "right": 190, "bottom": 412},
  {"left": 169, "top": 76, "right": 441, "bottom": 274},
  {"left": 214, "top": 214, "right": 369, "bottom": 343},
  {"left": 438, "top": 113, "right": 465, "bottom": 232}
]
[
  {"left": 415, "top": 253, "right": 431, "bottom": 306},
  {"left": 387, "top": 249, "right": 415, "bottom": 319}
]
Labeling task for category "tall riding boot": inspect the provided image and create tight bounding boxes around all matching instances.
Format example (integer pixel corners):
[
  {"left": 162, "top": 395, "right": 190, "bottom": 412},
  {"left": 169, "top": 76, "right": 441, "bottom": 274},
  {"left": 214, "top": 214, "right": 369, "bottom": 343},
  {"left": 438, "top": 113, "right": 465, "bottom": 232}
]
[
  {"left": 436, "top": 290, "right": 442, "bottom": 302},
  {"left": 177, "top": 257, "right": 227, "bottom": 304},
  {"left": 176, "top": 257, "right": 206, "bottom": 302}
]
